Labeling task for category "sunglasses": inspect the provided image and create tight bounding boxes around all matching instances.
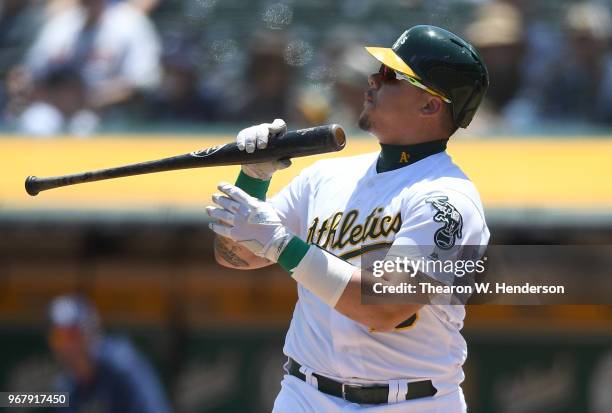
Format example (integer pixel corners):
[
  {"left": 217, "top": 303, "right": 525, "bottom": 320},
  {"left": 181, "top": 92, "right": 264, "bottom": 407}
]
[{"left": 378, "top": 65, "right": 452, "bottom": 104}]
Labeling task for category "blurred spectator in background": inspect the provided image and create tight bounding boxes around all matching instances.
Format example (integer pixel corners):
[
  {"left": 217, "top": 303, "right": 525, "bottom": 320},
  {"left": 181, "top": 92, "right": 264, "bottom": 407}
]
[
  {"left": 145, "top": 35, "right": 226, "bottom": 123},
  {"left": 531, "top": 2, "right": 612, "bottom": 127},
  {"left": 470, "top": 0, "right": 612, "bottom": 132},
  {"left": 18, "top": 64, "right": 99, "bottom": 137},
  {"left": 3, "top": 0, "right": 611, "bottom": 134},
  {"left": 464, "top": 1, "right": 527, "bottom": 132},
  {"left": 23, "top": 0, "right": 161, "bottom": 118},
  {"left": 48, "top": 295, "right": 172, "bottom": 413},
  {"left": 0, "top": 0, "right": 42, "bottom": 121},
  {"left": 128, "top": 0, "right": 160, "bottom": 15},
  {"left": 232, "top": 33, "right": 296, "bottom": 123}
]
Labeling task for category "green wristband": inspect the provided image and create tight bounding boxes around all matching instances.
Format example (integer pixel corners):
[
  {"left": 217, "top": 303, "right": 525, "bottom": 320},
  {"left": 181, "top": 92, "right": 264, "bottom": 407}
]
[
  {"left": 235, "top": 170, "right": 270, "bottom": 201},
  {"left": 278, "top": 236, "right": 311, "bottom": 273}
]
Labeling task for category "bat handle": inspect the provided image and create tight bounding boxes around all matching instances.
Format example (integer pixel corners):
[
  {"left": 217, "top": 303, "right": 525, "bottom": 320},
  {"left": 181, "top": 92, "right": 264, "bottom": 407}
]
[{"left": 25, "top": 176, "right": 40, "bottom": 196}]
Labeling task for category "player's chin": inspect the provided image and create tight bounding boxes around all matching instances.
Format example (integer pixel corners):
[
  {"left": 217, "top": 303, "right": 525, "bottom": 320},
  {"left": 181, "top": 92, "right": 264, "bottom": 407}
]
[{"left": 358, "top": 109, "right": 373, "bottom": 131}]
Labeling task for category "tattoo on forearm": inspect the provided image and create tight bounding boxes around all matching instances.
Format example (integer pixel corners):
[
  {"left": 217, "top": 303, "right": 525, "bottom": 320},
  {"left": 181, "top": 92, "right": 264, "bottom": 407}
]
[{"left": 214, "top": 236, "right": 250, "bottom": 267}]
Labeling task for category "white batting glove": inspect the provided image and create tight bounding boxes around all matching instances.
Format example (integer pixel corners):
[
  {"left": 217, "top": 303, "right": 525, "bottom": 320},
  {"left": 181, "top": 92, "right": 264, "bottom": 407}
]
[
  {"left": 237, "top": 119, "right": 292, "bottom": 180},
  {"left": 207, "top": 182, "right": 293, "bottom": 262}
]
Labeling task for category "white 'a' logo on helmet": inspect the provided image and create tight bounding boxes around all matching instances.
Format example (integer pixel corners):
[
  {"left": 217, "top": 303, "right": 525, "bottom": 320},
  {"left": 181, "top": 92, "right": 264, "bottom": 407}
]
[{"left": 393, "top": 31, "right": 409, "bottom": 49}]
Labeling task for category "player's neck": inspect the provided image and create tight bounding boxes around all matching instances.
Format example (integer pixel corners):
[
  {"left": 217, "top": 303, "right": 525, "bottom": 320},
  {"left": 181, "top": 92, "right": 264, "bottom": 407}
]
[{"left": 376, "top": 139, "right": 448, "bottom": 173}]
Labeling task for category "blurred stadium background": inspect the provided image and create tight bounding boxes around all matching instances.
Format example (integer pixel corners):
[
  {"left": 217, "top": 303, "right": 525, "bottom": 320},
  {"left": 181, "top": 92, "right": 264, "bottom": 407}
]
[{"left": 1, "top": 0, "right": 612, "bottom": 412}]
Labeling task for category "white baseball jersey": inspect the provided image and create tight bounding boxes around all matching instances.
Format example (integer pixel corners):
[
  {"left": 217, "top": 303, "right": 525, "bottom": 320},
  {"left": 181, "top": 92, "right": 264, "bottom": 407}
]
[{"left": 270, "top": 150, "right": 489, "bottom": 398}]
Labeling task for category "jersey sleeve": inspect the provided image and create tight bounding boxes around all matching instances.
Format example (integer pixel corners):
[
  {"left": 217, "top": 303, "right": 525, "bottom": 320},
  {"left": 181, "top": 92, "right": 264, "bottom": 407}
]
[
  {"left": 268, "top": 167, "right": 313, "bottom": 236},
  {"left": 388, "top": 189, "right": 489, "bottom": 286}
]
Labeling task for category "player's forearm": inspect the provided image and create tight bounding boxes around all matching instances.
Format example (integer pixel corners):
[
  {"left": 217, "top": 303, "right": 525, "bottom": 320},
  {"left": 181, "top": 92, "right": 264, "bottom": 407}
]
[
  {"left": 335, "top": 270, "right": 422, "bottom": 332},
  {"left": 212, "top": 170, "right": 274, "bottom": 269},
  {"left": 210, "top": 120, "right": 291, "bottom": 268},
  {"left": 278, "top": 238, "right": 421, "bottom": 331},
  {"left": 213, "top": 235, "right": 272, "bottom": 269}
]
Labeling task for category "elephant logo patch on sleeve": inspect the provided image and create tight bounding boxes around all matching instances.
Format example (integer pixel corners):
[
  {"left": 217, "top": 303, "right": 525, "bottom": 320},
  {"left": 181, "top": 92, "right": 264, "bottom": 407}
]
[{"left": 426, "top": 195, "right": 463, "bottom": 249}]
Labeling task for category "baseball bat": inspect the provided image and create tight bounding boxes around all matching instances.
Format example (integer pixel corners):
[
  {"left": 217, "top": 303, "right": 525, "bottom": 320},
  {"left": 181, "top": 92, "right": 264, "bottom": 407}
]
[{"left": 25, "top": 124, "right": 346, "bottom": 196}]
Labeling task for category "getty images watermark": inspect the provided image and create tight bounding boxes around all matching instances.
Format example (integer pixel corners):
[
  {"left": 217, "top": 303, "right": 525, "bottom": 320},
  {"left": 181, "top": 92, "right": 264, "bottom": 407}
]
[
  {"left": 361, "top": 245, "right": 612, "bottom": 305},
  {"left": 370, "top": 255, "right": 564, "bottom": 296}
]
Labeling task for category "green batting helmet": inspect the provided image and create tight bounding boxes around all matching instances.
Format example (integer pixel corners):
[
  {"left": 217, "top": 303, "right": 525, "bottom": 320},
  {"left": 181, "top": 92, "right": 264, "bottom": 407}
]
[{"left": 365, "top": 25, "right": 489, "bottom": 128}]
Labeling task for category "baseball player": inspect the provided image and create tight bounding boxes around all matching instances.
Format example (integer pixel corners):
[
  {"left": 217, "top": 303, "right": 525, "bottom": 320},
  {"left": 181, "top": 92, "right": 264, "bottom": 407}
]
[
  {"left": 47, "top": 295, "right": 172, "bottom": 413},
  {"left": 207, "top": 25, "right": 489, "bottom": 412}
]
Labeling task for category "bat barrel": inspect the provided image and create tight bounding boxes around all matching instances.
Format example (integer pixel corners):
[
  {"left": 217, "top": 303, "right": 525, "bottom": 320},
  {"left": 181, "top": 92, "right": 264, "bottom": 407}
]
[{"left": 330, "top": 124, "right": 346, "bottom": 148}]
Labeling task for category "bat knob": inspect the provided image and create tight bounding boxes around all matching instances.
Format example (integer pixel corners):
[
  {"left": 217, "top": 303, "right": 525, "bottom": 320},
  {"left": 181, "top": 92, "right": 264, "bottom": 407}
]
[{"left": 25, "top": 176, "right": 40, "bottom": 196}]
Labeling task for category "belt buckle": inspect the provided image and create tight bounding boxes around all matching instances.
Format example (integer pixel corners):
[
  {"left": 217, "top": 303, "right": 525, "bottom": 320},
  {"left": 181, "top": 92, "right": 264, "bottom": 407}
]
[{"left": 341, "top": 382, "right": 362, "bottom": 401}]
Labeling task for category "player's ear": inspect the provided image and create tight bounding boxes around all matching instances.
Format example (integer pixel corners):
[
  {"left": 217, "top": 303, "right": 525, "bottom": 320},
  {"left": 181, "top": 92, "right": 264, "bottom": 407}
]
[{"left": 420, "top": 96, "right": 443, "bottom": 117}]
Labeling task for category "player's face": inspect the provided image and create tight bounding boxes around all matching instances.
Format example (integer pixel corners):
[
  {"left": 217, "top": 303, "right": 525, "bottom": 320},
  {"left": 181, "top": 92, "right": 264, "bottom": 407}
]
[
  {"left": 48, "top": 326, "right": 93, "bottom": 376},
  {"left": 358, "top": 65, "right": 433, "bottom": 143}
]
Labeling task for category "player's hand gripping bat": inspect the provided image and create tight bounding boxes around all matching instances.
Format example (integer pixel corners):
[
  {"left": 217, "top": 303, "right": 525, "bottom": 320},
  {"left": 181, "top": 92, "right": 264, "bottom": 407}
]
[{"left": 25, "top": 124, "right": 346, "bottom": 196}]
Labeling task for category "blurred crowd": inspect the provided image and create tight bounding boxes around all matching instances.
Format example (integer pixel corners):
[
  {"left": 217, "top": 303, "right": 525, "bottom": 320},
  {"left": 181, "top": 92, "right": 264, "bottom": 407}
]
[{"left": 1, "top": 0, "right": 611, "bottom": 137}]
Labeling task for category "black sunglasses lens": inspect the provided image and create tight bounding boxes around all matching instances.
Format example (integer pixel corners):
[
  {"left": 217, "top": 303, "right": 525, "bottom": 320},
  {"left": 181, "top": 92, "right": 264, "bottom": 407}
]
[{"left": 379, "top": 65, "right": 395, "bottom": 81}]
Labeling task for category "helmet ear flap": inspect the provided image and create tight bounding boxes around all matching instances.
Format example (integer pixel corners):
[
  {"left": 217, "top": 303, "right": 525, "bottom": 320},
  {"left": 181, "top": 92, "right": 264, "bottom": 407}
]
[
  {"left": 453, "top": 79, "right": 488, "bottom": 128},
  {"left": 458, "top": 109, "right": 476, "bottom": 129}
]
